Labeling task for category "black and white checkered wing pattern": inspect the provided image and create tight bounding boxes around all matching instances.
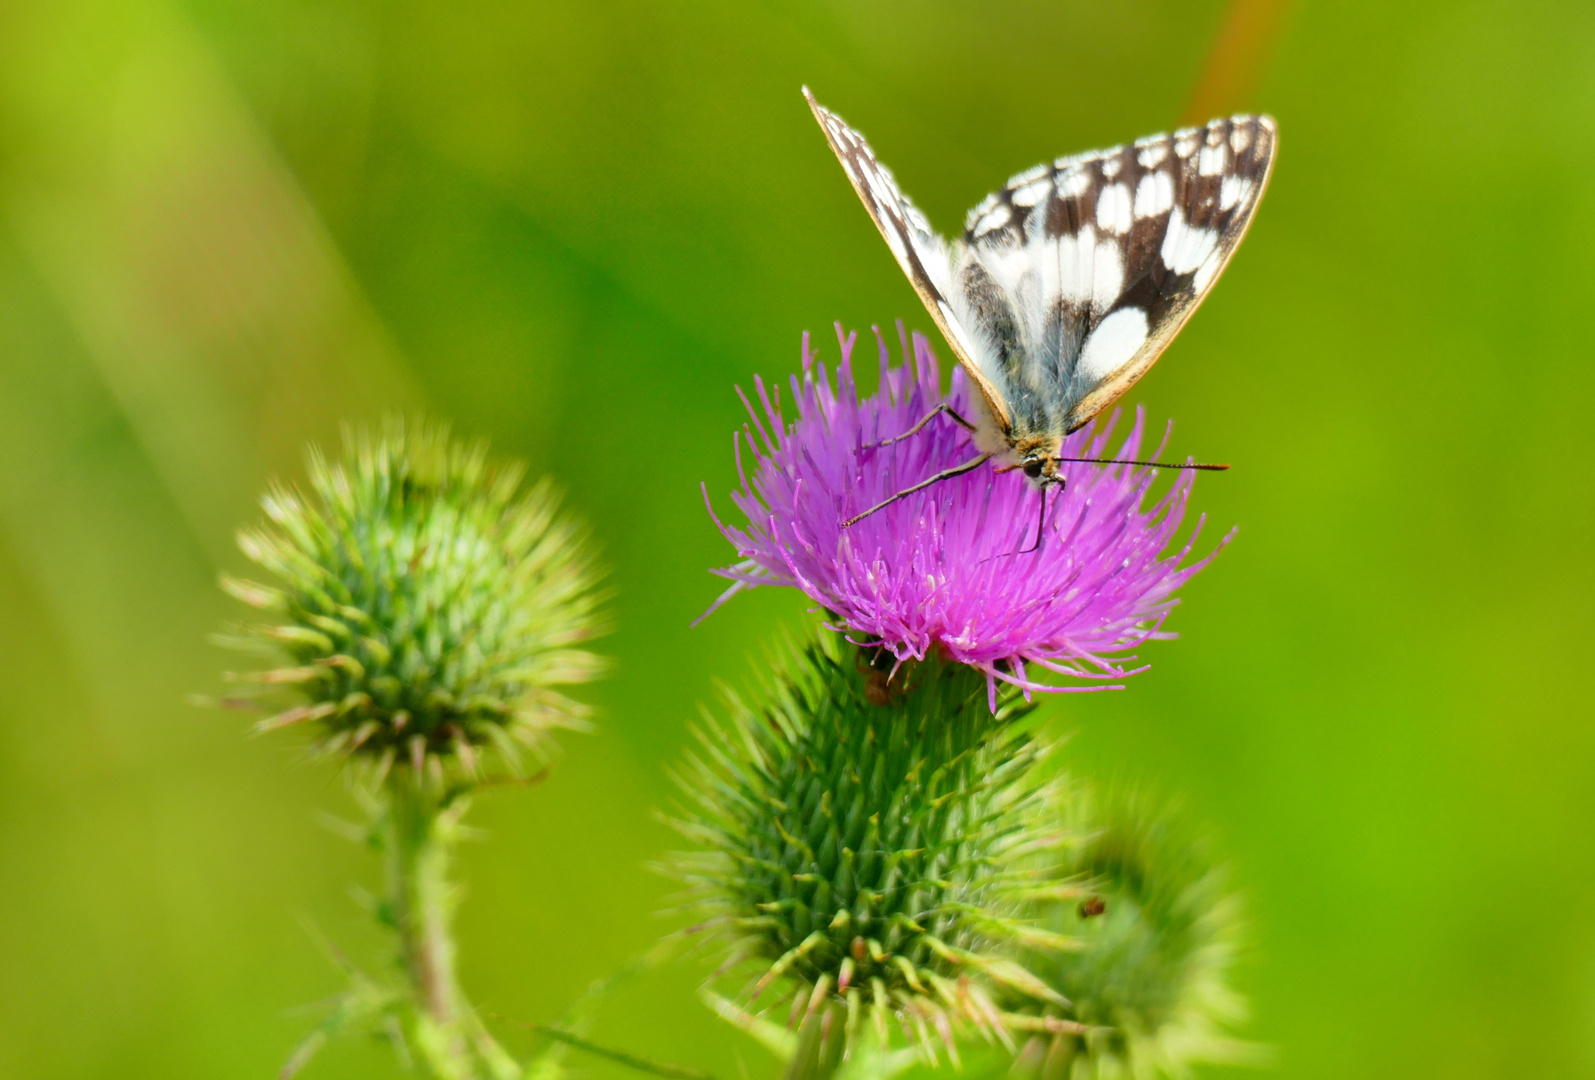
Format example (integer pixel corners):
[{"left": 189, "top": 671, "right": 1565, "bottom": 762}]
[
  {"left": 804, "top": 89, "right": 1014, "bottom": 429},
  {"left": 950, "top": 116, "right": 1277, "bottom": 436}
]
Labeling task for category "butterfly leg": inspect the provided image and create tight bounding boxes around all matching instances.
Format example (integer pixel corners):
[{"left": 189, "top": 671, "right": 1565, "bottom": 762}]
[
  {"left": 863, "top": 403, "right": 978, "bottom": 450},
  {"left": 842, "top": 453, "right": 991, "bottom": 527}
]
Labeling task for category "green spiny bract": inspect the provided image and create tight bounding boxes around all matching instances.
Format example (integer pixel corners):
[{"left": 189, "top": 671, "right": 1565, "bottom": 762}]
[
  {"left": 214, "top": 419, "right": 608, "bottom": 779},
  {"left": 1013, "top": 790, "right": 1260, "bottom": 1080},
  {"left": 668, "top": 634, "right": 1071, "bottom": 1059}
]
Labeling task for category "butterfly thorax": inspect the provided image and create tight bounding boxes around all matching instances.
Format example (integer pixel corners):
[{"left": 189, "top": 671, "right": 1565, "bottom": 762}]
[{"left": 964, "top": 389, "right": 1066, "bottom": 486}]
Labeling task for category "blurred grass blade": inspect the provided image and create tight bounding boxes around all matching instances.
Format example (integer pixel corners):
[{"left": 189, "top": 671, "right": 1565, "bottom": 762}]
[
  {"left": 0, "top": 0, "right": 419, "bottom": 561},
  {"left": 1183, "top": 0, "right": 1296, "bottom": 123},
  {"left": 511, "top": 1020, "right": 718, "bottom": 1080}
]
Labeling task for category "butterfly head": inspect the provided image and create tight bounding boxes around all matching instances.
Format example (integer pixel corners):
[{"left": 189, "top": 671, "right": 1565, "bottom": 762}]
[
  {"left": 1021, "top": 457, "right": 1056, "bottom": 482},
  {"left": 1012, "top": 437, "right": 1066, "bottom": 490}
]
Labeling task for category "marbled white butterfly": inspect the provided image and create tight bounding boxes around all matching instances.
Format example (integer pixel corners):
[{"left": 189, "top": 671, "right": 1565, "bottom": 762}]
[{"left": 804, "top": 89, "right": 1276, "bottom": 528}]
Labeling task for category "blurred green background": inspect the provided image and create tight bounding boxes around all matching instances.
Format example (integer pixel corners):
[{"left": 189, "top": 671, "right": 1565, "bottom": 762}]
[{"left": 1, "top": 0, "right": 1593, "bottom": 1076}]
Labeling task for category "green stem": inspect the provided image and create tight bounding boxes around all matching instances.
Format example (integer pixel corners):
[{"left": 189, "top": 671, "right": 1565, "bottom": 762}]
[{"left": 383, "top": 780, "right": 519, "bottom": 1080}]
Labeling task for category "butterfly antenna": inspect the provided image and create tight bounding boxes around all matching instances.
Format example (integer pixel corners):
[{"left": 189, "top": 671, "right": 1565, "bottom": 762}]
[{"left": 1056, "top": 456, "right": 1230, "bottom": 471}]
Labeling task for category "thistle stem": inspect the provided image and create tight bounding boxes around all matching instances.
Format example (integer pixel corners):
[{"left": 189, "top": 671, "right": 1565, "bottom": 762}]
[{"left": 382, "top": 780, "right": 519, "bottom": 1080}]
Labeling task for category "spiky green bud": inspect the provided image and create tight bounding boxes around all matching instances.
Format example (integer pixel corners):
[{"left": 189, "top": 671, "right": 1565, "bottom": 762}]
[
  {"left": 667, "top": 633, "right": 1070, "bottom": 1060},
  {"left": 1013, "top": 791, "right": 1261, "bottom": 1079},
  {"left": 212, "top": 419, "right": 608, "bottom": 779}
]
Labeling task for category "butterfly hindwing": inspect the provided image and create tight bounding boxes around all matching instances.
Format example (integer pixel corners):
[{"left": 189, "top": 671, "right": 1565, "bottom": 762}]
[{"left": 951, "top": 116, "right": 1277, "bottom": 436}]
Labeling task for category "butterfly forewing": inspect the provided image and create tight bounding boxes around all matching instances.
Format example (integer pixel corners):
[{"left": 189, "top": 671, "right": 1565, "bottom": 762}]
[
  {"left": 803, "top": 88, "right": 1015, "bottom": 431},
  {"left": 951, "top": 116, "right": 1276, "bottom": 437}
]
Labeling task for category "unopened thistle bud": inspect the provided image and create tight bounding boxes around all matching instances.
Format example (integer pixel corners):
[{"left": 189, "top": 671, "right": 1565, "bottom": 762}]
[
  {"left": 212, "top": 419, "right": 608, "bottom": 780},
  {"left": 667, "top": 633, "right": 1071, "bottom": 1062},
  {"left": 1013, "top": 791, "right": 1260, "bottom": 1079}
]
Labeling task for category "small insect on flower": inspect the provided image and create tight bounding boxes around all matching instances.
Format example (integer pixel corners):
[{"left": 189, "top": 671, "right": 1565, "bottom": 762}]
[
  {"left": 702, "top": 328, "right": 1228, "bottom": 707},
  {"left": 208, "top": 419, "right": 609, "bottom": 780},
  {"left": 856, "top": 646, "right": 902, "bottom": 707},
  {"left": 804, "top": 89, "right": 1275, "bottom": 529}
]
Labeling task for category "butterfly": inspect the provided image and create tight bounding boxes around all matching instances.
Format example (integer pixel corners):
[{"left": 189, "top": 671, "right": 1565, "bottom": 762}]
[{"left": 804, "top": 88, "right": 1277, "bottom": 530}]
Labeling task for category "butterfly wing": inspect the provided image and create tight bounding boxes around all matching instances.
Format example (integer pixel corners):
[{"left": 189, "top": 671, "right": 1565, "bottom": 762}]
[
  {"left": 950, "top": 116, "right": 1277, "bottom": 437},
  {"left": 804, "top": 89, "right": 1014, "bottom": 433}
]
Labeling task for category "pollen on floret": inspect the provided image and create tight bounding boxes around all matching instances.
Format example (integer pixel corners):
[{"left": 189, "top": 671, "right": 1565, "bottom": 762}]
[{"left": 208, "top": 418, "right": 609, "bottom": 780}]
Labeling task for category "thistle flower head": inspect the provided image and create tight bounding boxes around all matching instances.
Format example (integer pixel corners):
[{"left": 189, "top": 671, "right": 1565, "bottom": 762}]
[
  {"left": 213, "top": 419, "right": 608, "bottom": 778},
  {"left": 1015, "top": 791, "right": 1259, "bottom": 1079},
  {"left": 667, "top": 632, "right": 1070, "bottom": 1060},
  {"left": 703, "top": 328, "right": 1227, "bottom": 708}
]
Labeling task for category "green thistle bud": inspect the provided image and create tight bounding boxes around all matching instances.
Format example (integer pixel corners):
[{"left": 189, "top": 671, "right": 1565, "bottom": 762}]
[
  {"left": 1014, "top": 791, "right": 1260, "bottom": 1079},
  {"left": 667, "top": 633, "right": 1069, "bottom": 1062},
  {"left": 213, "top": 419, "right": 608, "bottom": 779}
]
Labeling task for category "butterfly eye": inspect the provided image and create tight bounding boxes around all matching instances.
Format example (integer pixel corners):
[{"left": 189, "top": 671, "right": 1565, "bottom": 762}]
[{"left": 1023, "top": 461, "right": 1043, "bottom": 479}]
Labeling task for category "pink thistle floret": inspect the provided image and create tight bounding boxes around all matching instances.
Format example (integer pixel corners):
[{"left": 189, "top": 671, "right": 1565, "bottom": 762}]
[{"left": 701, "top": 326, "right": 1231, "bottom": 709}]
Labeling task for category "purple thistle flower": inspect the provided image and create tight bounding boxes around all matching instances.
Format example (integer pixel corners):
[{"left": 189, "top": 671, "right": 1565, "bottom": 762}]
[{"left": 701, "top": 326, "right": 1230, "bottom": 709}]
